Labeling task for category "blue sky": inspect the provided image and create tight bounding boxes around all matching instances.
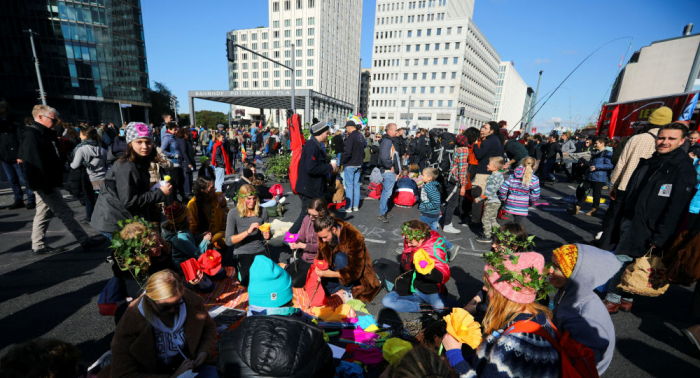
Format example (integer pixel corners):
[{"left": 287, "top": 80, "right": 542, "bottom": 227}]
[{"left": 142, "top": 0, "right": 700, "bottom": 133}]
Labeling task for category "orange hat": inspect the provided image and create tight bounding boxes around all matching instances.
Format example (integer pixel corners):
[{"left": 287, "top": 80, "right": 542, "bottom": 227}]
[{"left": 553, "top": 244, "right": 579, "bottom": 278}]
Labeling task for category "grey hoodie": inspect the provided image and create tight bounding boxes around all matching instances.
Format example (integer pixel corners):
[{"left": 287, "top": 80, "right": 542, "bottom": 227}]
[
  {"left": 552, "top": 244, "right": 620, "bottom": 375},
  {"left": 70, "top": 143, "right": 107, "bottom": 182}
]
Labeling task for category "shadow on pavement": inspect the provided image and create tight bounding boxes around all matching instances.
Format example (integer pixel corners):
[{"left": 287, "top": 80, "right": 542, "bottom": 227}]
[
  {"left": 616, "top": 338, "right": 700, "bottom": 376},
  {"left": 450, "top": 266, "right": 483, "bottom": 303},
  {"left": 1, "top": 235, "right": 66, "bottom": 255}
]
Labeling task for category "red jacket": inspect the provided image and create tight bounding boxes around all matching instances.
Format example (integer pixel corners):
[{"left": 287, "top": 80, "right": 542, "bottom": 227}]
[{"left": 400, "top": 231, "right": 451, "bottom": 292}]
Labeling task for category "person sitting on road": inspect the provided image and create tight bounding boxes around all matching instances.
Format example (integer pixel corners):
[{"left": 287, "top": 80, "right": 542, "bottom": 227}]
[
  {"left": 382, "top": 220, "right": 452, "bottom": 313},
  {"left": 394, "top": 165, "right": 420, "bottom": 208},
  {"left": 289, "top": 198, "right": 329, "bottom": 263},
  {"left": 188, "top": 177, "right": 229, "bottom": 250},
  {"left": 107, "top": 270, "right": 218, "bottom": 378}
]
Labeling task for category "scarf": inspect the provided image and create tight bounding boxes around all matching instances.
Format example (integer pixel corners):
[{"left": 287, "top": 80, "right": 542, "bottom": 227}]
[{"left": 212, "top": 140, "right": 232, "bottom": 174}]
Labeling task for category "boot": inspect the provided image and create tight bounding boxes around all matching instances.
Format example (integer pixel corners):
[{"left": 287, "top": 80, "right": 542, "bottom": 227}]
[
  {"left": 7, "top": 199, "right": 24, "bottom": 210},
  {"left": 568, "top": 205, "right": 581, "bottom": 215}
]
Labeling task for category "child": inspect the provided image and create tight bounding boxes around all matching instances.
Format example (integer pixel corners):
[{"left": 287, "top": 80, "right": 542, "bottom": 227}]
[
  {"left": 474, "top": 157, "right": 505, "bottom": 243},
  {"left": 569, "top": 137, "right": 613, "bottom": 216},
  {"left": 498, "top": 156, "right": 540, "bottom": 224},
  {"left": 419, "top": 168, "right": 459, "bottom": 259},
  {"left": 408, "top": 163, "right": 424, "bottom": 188},
  {"left": 394, "top": 165, "right": 419, "bottom": 207}
]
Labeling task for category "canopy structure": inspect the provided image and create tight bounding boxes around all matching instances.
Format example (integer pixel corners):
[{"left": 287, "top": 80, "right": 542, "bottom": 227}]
[{"left": 188, "top": 89, "right": 354, "bottom": 126}]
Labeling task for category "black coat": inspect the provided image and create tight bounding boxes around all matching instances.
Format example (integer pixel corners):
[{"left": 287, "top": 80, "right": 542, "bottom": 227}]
[
  {"left": 340, "top": 130, "right": 365, "bottom": 167},
  {"left": 392, "top": 135, "right": 407, "bottom": 157},
  {"left": 217, "top": 315, "right": 334, "bottom": 378},
  {"left": 0, "top": 116, "right": 22, "bottom": 162},
  {"left": 621, "top": 148, "right": 697, "bottom": 254},
  {"left": 331, "top": 134, "right": 344, "bottom": 154},
  {"left": 544, "top": 141, "right": 563, "bottom": 161},
  {"left": 296, "top": 137, "right": 332, "bottom": 198},
  {"left": 18, "top": 122, "right": 63, "bottom": 192},
  {"left": 472, "top": 133, "right": 503, "bottom": 174}
]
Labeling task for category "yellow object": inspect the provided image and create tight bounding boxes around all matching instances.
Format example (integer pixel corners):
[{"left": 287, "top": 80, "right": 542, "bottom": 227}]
[
  {"left": 413, "top": 249, "right": 435, "bottom": 275},
  {"left": 585, "top": 196, "right": 606, "bottom": 204},
  {"left": 323, "top": 331, "right": 330, "bottom": 342},
  {"left": 364, "top": 325, "right": 380, "bottom": 332},
  {"left": 553, "top": 244, "right": 579, "bottom": 278},
  {"left": 164, "top": 175, "right": 171, "bottom": 182},
  {"left": 314, "top": 304, "right": 352, "bottom": 322},
  {"left": 258, "top": 223, "right": 272, "bottom": 232},
  {"left": 443, "top": 308, "right": 482, "bottom": 349},
  {"left": 383, "top": 338, "right": 413, "bottom": 366}
]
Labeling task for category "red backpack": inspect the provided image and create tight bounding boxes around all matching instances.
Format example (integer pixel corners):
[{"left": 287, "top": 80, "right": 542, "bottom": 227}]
[{"left": 503, "top": 320, "right": 599, "bottom": 378}]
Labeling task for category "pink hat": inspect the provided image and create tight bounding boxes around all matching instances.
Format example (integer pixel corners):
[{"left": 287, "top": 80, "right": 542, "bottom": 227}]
[{"left": 484, "top": 252, "right": 545, "bottom": 304}]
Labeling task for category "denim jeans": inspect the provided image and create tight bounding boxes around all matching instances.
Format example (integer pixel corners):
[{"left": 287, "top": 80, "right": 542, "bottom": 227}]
[
  {"left": 2, "top": 161, "right": 35, "bottom": 203},
  {"left": 214, "top": 167, "right": 225, "bottom": 192},
  {"left": 419, "top": 214, "right": 454, "bottom": 250},
  {"left": 324, "top": 252, "right": 354, "bottom": 295},
  {"left": 344, "top": 166, "right": 362, "bottom": 209},
  {"left": 379, "top": 171, "right": 396, "bottom": 215},
  {"left": 382, "top": 290, "right": 449, "bottom": 312}
]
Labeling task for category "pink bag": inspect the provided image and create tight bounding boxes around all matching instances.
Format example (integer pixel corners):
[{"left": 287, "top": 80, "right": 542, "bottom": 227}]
[{"left": 269, "top": 184, "right": 284, "bottom": 197}]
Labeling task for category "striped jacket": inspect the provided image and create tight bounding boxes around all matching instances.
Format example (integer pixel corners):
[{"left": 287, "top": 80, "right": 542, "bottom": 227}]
[
  {"left": 419, "top": 181, "right": 441, "bottom": 217},
  {"left": 498, "top": 166, "right": 540, "bottom": 216}
]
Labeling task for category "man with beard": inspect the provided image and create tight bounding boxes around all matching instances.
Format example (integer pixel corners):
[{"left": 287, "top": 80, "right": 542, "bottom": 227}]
[{"left": 313, "top": 215, "right": 380, "bottom": 303}]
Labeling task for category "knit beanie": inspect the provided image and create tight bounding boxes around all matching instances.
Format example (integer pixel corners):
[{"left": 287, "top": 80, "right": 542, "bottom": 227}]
[
  {"left": 199, "top": 156, "right": 209, "bottom": 164},
  {"left": 553, "top": 244, "right": 579, "bottom": 278},
  {"left": 125, "top": 122, "right": 153, "bottom": 144},
  {"left": 484, "top": 252, "right": 545, "bottom": 304},
  {"left": 248, "top": 255, "right": 293, "bottom": 308},
  {"left": 164, "top": 201, "right": 188, "bottom": 224},
  {"left": 648, "top": 106, "right": 672, "bottom": 126},
  {"left": 311, "top": 121, "right": 330, "bottom": 136}
]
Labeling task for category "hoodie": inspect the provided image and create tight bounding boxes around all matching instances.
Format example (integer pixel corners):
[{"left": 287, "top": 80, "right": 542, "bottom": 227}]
[
  {"left": 552, "top": 244, "right": 620, "bottom": 374},
  {"left": 498, "top": 166, "right": 540, "bottom": 216},
  {"left": 70, "top": 140, "right": 107, "bottom": 182}
]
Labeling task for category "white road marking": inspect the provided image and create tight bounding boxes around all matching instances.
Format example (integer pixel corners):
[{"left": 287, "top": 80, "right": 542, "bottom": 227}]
[
  {"left": 469, "top": 238, "right": 476, "bottom": 251},
  {"left": 365, "top": 238, "right": 386, "bottom": 244}
]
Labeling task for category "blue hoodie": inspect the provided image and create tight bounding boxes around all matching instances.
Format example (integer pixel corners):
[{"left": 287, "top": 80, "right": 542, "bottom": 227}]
[{"left": 552, "top": 244, "right": 620, "bottom": 374}]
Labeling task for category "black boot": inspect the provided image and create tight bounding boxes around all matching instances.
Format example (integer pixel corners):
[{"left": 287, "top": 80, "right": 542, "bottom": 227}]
[{"left": 7, "top": 200, "right": 24, "bottom": 210}]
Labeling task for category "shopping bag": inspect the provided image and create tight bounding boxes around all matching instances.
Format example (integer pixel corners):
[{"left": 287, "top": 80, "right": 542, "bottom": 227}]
[{"left": 617, "top": 248, "right": 669, "bottom": 297}]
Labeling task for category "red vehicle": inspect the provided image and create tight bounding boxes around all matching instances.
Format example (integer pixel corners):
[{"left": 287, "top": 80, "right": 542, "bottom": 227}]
[{"left": 596, "top": 91, "right": 699, "bottom": 138}]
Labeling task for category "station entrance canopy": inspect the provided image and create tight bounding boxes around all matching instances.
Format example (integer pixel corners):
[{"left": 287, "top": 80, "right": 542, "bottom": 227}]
[{"left": 188, "top": 89, "right": 354, "bottom": 126}]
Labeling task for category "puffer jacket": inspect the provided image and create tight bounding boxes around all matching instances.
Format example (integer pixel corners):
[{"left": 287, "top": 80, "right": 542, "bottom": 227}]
[
  {"left": 585, "top": 149, "right": 613, "bottom": 183},
  {"left": 394, "top": 175, "right": 419, "bottom": 207},
  {"left": 498, "top": 166, "right": 540, "bottom": 216},
  {"left": 217, "top": 315, "right": 334, "bottom": 378},
  {"left": 400, "top": 231, "right": 450, "bottom": 294}
]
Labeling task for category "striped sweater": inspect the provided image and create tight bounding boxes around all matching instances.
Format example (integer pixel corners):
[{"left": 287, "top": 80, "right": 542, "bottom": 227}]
[
  {"left": 419, "top": 180, "right": 441, "bottom": 217},
  {"left": 498, "top": 166, "right": 540, "bottom": 216}
]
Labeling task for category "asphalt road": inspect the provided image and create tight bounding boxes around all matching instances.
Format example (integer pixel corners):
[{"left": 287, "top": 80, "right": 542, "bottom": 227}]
[{"left": 0, "top": 165, "right": 699, "bottom": 377}]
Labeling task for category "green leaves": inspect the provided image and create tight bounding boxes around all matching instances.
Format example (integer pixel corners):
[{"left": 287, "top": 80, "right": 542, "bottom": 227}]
[
  {"left": 264, "top": 153, "right": 293, "bottom": 181},
  {"left": 110, "top": 216, "right": 154, "bottom": 282}
]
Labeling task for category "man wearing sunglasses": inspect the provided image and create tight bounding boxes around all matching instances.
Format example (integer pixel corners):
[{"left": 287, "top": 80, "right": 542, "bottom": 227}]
[{"left": 19, "top": 105, "right": 103, "bottom": 255}]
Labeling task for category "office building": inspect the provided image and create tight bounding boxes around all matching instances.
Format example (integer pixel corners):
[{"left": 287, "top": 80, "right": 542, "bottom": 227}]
[
  {"left": 492, "top": 61, "right": 527, "bottom": 131},
  {"left": 367, "top": 0, "right": 500, "bottom": 133},
  {"left": 227, "top": 0, "right": 362, "bottom": 126},
  {"left": 0, "top": 0, "right": 151, "bottom": 123},
  {"left": 521, "top": 86, "right": 535, "bottom": 131},
  {"left": 359, "top": 68, "right": 371, "bottom": 117},
  {"left": 610, "top": 26, "right": 700, "bottom": 103}
]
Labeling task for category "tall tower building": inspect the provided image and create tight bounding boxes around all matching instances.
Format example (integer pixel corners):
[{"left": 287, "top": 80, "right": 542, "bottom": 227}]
[
  {"left": 0, "top": 0, "right": 151, "bottom": 124},
  {"left": 493, "top": 61, "right": 528, "bottom": 131},
  {"left": 367, "top": 0, "right": 499, "bottom": 133},
  {"left": 228, "top": 0, "right": 362, "bottom": 126},
  {"left": 359, "top": 68, "right": 371, "bottom": 116}
]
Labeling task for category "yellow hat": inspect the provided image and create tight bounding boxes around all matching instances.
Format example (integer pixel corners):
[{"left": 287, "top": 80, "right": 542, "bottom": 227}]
[
  {"left": 648, "top": 106, "right": 672, "bottom": 126},
  {"left": 553, "top": 244, "right": 579, "bottom": 278}
]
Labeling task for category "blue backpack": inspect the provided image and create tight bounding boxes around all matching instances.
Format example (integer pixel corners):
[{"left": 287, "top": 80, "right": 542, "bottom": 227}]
[{"left": 97, "top": 277, "right": 125, "bottom": 316}]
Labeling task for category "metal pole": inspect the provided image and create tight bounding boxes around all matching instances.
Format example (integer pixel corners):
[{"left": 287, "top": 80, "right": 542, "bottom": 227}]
[
  {"left": 405, "top": 95, "right": 411, "bottom": 128},
  {"left": 291, "top": 43, "right": 296, "bottom": 114},
  {"left": 118, "top": 102, "right": 124, "bottom": 125},
  {"left": 25, "top": 29, "right": 46, "bottom": 105},
  {"left": 528, "top": 70, "right": 543, "bottom": 133}
]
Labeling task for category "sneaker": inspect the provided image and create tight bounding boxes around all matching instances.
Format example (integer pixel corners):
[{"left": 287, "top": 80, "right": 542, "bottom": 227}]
[
  {"left": 443, "top": 223, "right": 460, "bottom": 234},
  {"left": 378, "top": 214, "right": 389, "bottom": 223},
  {"left": 81, "top": 237, "right": 107, "bottom": 250},
  {"left": 32, "top": 245, "right": 65, "bottom": 255},
  {"left": 386, "top": 213, "right": 394, "bottom": 219},
  {"left": 25, "top": 202, "right": 36, "bottom": 210},
  {"left": 447, "top": 245, "right": 460, "bottom": 261},
  {"left": 279, "top": 197, "right": 286, "bottom": 204},
  {"left": 476, "top": 235, "right": 492, "bottom": 243},
  {"left": 7, "top": 200, "right": 24, "bottom": 210},
  {"left": 338, "top": 207, "right": 353, "bottom": 213},
  {"left": 352, "top": 207, "right": 359, "bottom": 212}
]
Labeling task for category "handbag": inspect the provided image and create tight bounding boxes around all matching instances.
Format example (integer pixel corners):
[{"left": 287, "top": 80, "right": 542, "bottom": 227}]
[
  {"left": 662, "top": 230, "right": 700, "bottom": 286},
  {"left": 284, "top": 256, "right": 311, "bottom": 288},
  {"left": 618, "top": 247, "right": 669, "bottom": 297}
]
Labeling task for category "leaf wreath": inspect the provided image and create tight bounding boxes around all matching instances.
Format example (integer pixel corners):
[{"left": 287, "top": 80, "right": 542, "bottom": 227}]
[
  {"left": 401, "top": 223, "right": 429, "bottom": 241},
  {"left": 109, "top": 217, "right": 155, "bottom": 282},
  {"left": 482, "top": 228, "right": 555, "bottom": 301},
  {"left": 232, "top": 189, "right": 257, "bottom": 202}
]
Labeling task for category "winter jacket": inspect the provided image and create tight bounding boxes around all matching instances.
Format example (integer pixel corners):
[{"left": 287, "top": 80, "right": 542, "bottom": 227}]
[
  {"left": 298, "top": 214, "right": 320, "bottom": 263},
  {"left": 91, "top": 158, "right": 166, "bottom": 233},
  {"left": 561, "top": 139, "right": 576, "bottom": 154},
  {"left": 399, "top": 231, "right": 450, "bottom": 294},
  {"left": 419, "top": 181, "right": 441, "bottom": 217},
  {"left": 498, "top": 166, "right": 541, "bottom": 216},
  {"left": 552, "top": 244, "right": 620, "bottom": 374},
  {"left": 70, "top": 140, "right": 107, "bottom": 182},
  {"left": 340, "top": 130, "right": 365, "bottom": 167},
  {"left": 176, "top": 137, "right": 194, "bottom": 171},
  {"left": 0, "top": 116, "right": 22, "bottom": 162},
  {"left": 187, "top": 196, "right": 228, "bottom": 247},
  {"left": 622, "top": 148, "right": 697, "bottom": 251},
  {"left": 584, "top": 149, "right": 613, "bottom": 183},
  {"left": 331, "top": 134, "right": 344, "bottom": 155},
  {"left": 296, "top": 137, "right": 333, "bottom": 198},
  {"left": 544, "top": 141, "right": 563, "bottom": 161},
  {"left": 379, "top": 134, "right": 400, "bottom": 172},
  {"left": 107, "top": 135, "right": 127, "bottom": 165},
  {"left": 690, "top": 159, "right": 700, "bottom": 215},
  {"left": 217, "top": 315, "right": 334, "bottom": 378},
  {"left": 610, "top": 129, "right": 659, "bottom": 191},
  {"left": 198, "top": 165, "right": 215, "bottom": 181},
  {"left": 394, "top": 176, "right": 419, "bottom": 207},
  {"left": 162, "top": 227, "right": 208, "bottom": 268},
  {"left": 480, "top": 171, "right": 505, "bottom": 204},
  {"left": 392, "top": 135, "right": 407, "bottom": 157},
  {"left": 504, "top": 139, "right": 528, "bottom": 166},
  {"left": 160, "top": 131, "right": 180, "bottom": 166},
  {"left": 472, "top": 133, "right": 503, "bottom": 174},
  {"left": 18, "top": 122, "right": 63, "bottom": 192}
]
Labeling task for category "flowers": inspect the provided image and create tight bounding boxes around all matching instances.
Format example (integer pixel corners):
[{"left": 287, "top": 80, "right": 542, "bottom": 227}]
[
  {"left": 258, "top": 223, "right": 271, "bottom": 233},
  {"left": 444, "top": 308, "right": 482, "bottom": 349},
  {"left": 413, "top": 248, "right": 435, "bottom": 275}
]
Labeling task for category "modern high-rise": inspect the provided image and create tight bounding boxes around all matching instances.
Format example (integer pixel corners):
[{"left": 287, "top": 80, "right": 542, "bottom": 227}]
[
  {"left": 492, "top": 61, "right": 528, "bottom": 132},
  {"left": 227, "top": 0, "right": 362, "bottom": 126},
  {"left": 359, "top": 68, "right": 371, "bottom": 116},
  {"left": 521, "top": 86, "right": 535, "bottom": 131},
  {"left": 367, "top": 0, "right": 500, "bottom": 133},
  {"left": 0, "top": 0, "right": 151, "bottom": 123}
]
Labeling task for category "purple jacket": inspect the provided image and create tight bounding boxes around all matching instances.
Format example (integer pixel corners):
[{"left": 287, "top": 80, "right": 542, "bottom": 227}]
[{"left": 298, "top": 215, "right": 319, "bottom": 263}]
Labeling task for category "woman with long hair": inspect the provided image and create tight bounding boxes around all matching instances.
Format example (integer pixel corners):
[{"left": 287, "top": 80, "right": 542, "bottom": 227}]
[
  {"left": 289, "top": 197, "right": 329, "bottom": 263},
  {"left": 188, "top": 177, "right": 229, "bottom": 250},
  {"left": 108, "top": 270, "right": 218, "bottom": 377},
  {"left": 497, "top": 156, "right": 541, "bottom": 224},
  {"left": 69, "top": 127, "right": 106, "bottom": 223},
  {"left": 224, "top": 184, "right": 271, "bottom": 286}
]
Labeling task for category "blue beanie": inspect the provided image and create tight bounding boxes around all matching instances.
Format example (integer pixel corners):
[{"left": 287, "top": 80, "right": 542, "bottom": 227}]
[{"left": 248, "top": 255, "right": 293, "bottom": 308}]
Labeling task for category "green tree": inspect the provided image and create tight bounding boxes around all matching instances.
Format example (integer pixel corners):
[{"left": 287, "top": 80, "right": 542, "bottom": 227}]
[
  {"left": 149, "top": 81, "right": 175, "bottom": 126},
  {"left": 194, "top": 110, "right": 227, "bottom": 129},
  {"left": 178, "top": 113, "right": 191, "bottom": 125}
]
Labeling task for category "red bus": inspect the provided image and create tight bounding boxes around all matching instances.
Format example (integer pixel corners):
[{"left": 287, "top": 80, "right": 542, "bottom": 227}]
[{"left": 596, "top": 91, "right": 699, "bottom": 138}]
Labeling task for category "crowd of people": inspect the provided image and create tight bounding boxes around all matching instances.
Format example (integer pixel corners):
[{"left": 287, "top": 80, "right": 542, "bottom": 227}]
[{"left": 1, "top": 101, "right": 699, "bottom": 378}]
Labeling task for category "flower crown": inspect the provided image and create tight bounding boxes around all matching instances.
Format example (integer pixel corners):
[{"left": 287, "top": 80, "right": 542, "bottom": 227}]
[
  {"left": 482, "top": 229, "right": 554, "bottom": 301},
  {"left": 232, "top": 189, "right": 257, "bottom": 202},
  {"left": 401, "top": 224, "right": 429, "bottom": 241}
]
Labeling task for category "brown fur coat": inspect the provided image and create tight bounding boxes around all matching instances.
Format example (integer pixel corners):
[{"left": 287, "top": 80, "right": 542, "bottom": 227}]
[{"left": 317, "top": 219, "right": 380, "bottom": 303}]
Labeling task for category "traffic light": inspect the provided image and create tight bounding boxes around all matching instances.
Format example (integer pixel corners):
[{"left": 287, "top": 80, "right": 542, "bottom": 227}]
[{"left": 227, "top": 39, "right": 236, "bottom": 63}]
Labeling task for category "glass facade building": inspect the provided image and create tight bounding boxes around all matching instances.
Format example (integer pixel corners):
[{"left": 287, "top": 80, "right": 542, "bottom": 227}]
[{"left": 0, "top": 0, "right": 151, "bottom": 124}]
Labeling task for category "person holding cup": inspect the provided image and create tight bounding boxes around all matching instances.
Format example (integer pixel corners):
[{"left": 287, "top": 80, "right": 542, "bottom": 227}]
[{"left": 225, "top": 184, "right": 271, "bottom": 286}]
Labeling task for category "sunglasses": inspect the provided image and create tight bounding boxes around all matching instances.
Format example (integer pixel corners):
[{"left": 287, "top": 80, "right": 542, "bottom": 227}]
[
  {"left": 152, "top": 298, "right": 184, "bottom": 313},
  {"left": 41, "top": 114, "right": 57, "bottom": 123}
]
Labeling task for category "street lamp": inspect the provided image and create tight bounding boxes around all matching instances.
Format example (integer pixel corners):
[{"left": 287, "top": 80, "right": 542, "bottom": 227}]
[{"left": 23, "top": 29, "right": 47, "bottom": 105}]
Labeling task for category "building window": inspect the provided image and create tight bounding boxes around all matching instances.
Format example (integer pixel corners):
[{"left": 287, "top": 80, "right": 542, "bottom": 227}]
[
  {"left": 453, "top": 57, "right": 458, "bottom": 64},
  {"left": 451, "top": 72, "right": 457, "bottom": 79},
  {"left": 307, "top": 58, "right": 314, "bottom": 66},
  {"left": 449, "top": 86, "right": 455, "bottom": 93},
  {"left": 284, "top": 19, "right": 291, "bottom": 27},
  {"left": 408, "top": 30, "right": 412, "bottom": 37},
  {"left": 447, "top": 27, "right": 452, "bottom": 35},
  {"left": 296, "top": 18, "right": 302, "bottom": 26},
  {"left": 308, "top": 28, "right": 314, "bottom": 35},
  {"left": 415, "top": 44, "right": 420, "bottom": 51},
  {"left": 413, "top": 73, "right": 418, "bottom": 80},
  {"left": 414, "top": 59, "right": 419, "bottom": 65},
  {"left": 429, "top": 100, "right": 433, "bottom": 107},
  {"left": 430, "top": 86, "right": 435, "bottom": 93},
  {"left": 434, "top": 58, "right": 438, "bottom": 65},
  {"left": 421, "top": 87, "right": 426, "bottom": 93},
  {"left": 241, "top": 34, "right": 247, "bottom": 41},
  {"left": 274, "top": 80, "right": 280, "bottom": 87},
  {"left": 402, "top": 87, "right": 407, "bottom": 93},
  {"left": 243, "top": 81, "right": 249, "bottom": 88},
  {"left": 296, "top": 0, "right": 302, "bottom": 9},
  {"left": 296, "top": 79, "right": 302, "bottom": 86},
  {"left": 427, "top": 29, "right": 431, "bottom": 36},
  {"left": 425, "top": 44, "right": 430, "bottom": 51},
  {"left": 411, "top": 87, "right": 417, "bottom": 93},
  {"left": 273, "top": 21, "right": 279, "bottom": 28},
  {"left": 308, "top": 0, "right": 314, "bottom": 7},
  {"left": 273, "top": 2, "right": 279, "bottom": 12},
  {"left": 438, "top": 100, "right": 443, "bottom": 107},
  {"left": 405, "top": 59, "right": 409, "bottom": 66},
  {"left": 406, "top": 45, "right": 410, "bottom": 52},
  {"left": 307, "top": 49, "right": 314, "bottom": 56},
  {"left": 457, "top": 26, "right": 462, "bottom": 33},
  {"left": 432, "top": 72, "right": 437, "bottom": 79},
  {"left": 284, "top": 0, "right": 290, "bottom": 10},
  {"left": 437, "top": 28, "right": 442, "bottom": 35},
  {"left": 307, "top": 69, "right": 313, "bottom": 76},
  {"left": 262, "top": 32, "right": 268, "bottom": 39},
  {"left": 308, "top": 17, "right": 314, "bottom": 25},
  {"left": 417, "top": 29, "right": 422, "bottom": 37}
]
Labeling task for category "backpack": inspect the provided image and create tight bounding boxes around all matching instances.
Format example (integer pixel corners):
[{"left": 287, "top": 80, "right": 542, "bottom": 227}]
[
  {"left": 97, "top": 277, "right": 125, "bottom": 316},
  {"left": 503, "top": 320, "right": 599, "bottom": 378},
  {"left": 428, "top": 131, "right": 457, "bottom": 175}
]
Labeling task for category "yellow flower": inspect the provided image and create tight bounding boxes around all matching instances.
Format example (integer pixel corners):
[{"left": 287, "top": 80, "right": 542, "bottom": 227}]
[
  {"left": 413, "top": 248, "right": 435, "bottom": 275},
  {"left": 444, "top": 308, "right": 482, "bottom": 349}
]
